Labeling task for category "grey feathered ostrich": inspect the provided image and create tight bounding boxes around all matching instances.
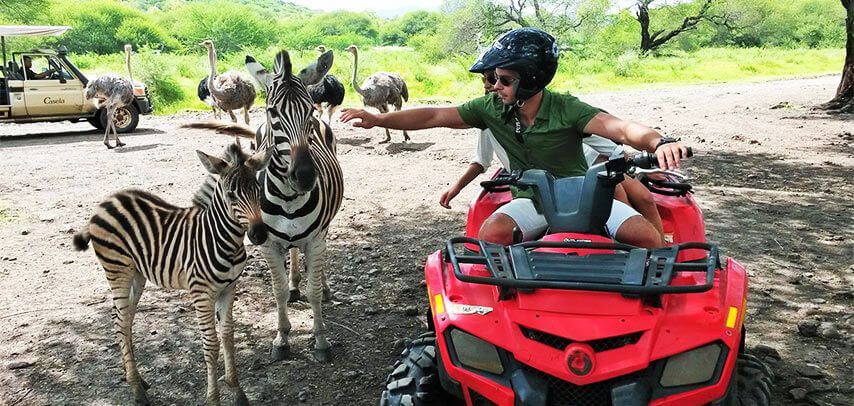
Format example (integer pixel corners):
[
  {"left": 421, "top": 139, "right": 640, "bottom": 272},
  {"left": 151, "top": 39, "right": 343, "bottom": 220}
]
[
  {"left": 308, "top": 45, "right": 345, "bottom": 124},
  {"left": 345, "top": 45, "right": 410, "bottom": 143},
  {"left": 84, "top": 44, "right": 135, "bottom": 149},
  {"left": 201, "top": 40, "right": 256, "bottom": 125}
]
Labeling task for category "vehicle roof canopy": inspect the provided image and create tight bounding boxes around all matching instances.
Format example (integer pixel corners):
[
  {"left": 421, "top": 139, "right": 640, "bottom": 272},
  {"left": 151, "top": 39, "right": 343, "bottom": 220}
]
[{"left": 0, "top": 26, "right": 71, "bottom": 37}]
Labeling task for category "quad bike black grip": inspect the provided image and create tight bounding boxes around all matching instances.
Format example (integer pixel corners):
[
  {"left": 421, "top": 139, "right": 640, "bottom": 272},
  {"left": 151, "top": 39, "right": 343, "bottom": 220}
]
[{"left": 633, "top": 147, "right": 694, "bottom": 169}]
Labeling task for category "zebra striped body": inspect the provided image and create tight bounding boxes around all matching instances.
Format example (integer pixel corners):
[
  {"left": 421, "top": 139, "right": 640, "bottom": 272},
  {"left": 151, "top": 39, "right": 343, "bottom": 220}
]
[
  {"left": 254, "top": 51, "right": 344, "bottom": 362},
  {"left": 74, "top": 143, "right": 270, "bottom": 405}
]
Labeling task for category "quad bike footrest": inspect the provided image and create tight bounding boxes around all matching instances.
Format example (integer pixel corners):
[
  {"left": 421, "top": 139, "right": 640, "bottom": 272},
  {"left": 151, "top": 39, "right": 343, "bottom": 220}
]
[{"left": 445, "top": 237, "right": 718, "bottom": 294}]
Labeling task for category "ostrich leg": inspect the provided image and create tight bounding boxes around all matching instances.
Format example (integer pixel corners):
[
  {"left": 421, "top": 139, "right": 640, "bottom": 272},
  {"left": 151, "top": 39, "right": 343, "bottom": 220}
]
[
  {"left": 114, "top": 107, "right": 126, "bottom": 147},
  {"left": 103, "top": 105, "right": 114, "bottom": 149},
  {"left": 243, "top": 107, "right": 250, "bottom": 125},
  {"left": 377, "top": 104, "right": 391, "bottom": 143},
  {"left": 228, "top": 109, "right": 238, "bottom": 123},
  {"left": 394, "top": 104, "right": 410, "bottom": 142}
]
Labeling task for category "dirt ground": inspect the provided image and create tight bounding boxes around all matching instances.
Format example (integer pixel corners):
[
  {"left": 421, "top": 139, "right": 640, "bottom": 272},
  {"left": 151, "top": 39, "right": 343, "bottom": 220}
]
[{"left": 0, "top": 75, "right": 852, "bottom": 406}]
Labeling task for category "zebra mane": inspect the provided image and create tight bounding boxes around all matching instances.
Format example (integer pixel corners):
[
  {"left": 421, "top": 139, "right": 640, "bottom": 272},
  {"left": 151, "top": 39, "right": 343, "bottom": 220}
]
[{"left": 192, "top": 142, "right": 249, "bottom": 207}]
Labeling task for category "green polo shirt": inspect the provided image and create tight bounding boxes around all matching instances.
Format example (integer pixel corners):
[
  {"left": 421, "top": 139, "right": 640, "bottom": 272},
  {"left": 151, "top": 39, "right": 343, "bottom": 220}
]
[
  {"left": 457, "top": 90, "right": 602, "bottom": 198},
  {"left": 457, "top": 90, "right": 602, "bottom": 177}
]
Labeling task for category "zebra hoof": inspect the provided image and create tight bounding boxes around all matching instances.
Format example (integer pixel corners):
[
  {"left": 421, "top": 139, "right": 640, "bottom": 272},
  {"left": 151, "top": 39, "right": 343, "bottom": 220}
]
[
  {"left": 140, "top": 378, "right": 151, "bottom": 390},
  {"left": 287, "top": 289, "right": 301, "bottom": 303},
  {"left": 313, "top": 347, "right": 331, "bottom": 363},
  {"left": 234, "top": 390, "right": 250, "bottom": 406},
  {"left": 272, "top": 344, "right": 290, "bottom": 361},
  {"left": 133, "top": 391, "right": 151, "bottom": 406},
  {"left": 322, "top": 288, "right": 333, "bottom": 302}
]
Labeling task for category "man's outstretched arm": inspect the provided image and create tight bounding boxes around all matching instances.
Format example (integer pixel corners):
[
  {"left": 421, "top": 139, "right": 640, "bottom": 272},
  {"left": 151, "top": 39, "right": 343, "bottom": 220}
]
[
  {"left": 584, "top": 112, "right": 689, "bottom": 170},
  {"left": 340, "top": 107, "right": 472, "bottom": 131}
]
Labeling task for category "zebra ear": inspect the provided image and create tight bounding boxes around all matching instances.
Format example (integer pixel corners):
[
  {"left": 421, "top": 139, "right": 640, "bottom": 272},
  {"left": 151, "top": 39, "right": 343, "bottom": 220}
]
[
  {"left": 273, "top": 50, "right": 293, "bottom": 78},
  {"left": 197, "top": 150, "right": 229, "bottom": 175},
  {"left": 246, "top": 147, "right": 274, "bottom": 172}
]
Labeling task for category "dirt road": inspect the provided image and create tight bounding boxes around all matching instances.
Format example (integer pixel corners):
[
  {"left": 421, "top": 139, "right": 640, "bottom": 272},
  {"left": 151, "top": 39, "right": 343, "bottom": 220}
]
[{"left": 1, "top": 75, "right": 851, "bottom": 405}]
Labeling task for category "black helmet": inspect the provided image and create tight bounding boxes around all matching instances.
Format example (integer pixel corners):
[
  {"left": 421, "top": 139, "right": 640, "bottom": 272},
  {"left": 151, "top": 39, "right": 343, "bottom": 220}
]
[{"left": 470, "top": 28, "right": 559, "bottom": 102}]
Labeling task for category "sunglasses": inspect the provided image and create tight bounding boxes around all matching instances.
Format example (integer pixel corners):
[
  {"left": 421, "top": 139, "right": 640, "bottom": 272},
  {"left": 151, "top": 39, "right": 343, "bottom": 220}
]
[{"left": 483, "top": 72, "right": 519, "bottom": 87}]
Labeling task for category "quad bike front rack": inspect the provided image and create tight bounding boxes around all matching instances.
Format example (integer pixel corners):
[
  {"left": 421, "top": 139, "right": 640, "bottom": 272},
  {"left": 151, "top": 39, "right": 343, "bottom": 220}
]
[{"left": 444, "top": 237, "right": 720, "bottom": 295}]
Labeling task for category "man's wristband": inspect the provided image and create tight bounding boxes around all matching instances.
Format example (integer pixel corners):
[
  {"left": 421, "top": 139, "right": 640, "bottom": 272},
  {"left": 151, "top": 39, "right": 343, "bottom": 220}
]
[{"left": 654, "top": 137, "right": 678, "bottom": 150}]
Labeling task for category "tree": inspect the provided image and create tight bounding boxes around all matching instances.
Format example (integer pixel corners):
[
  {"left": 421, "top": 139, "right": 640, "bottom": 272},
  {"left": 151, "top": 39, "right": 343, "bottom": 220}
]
[
  {"left": 483, "top": 0, "right": 607, "bottom": 39},
  {"left": 819, "top": 0, "right": 854, "bottom": 113},
  {"left": 634, "top": 0, "right": 728, "bottom": 54},
  {"left": 0, "top": 0, "right": 48, "bottom": 22}
]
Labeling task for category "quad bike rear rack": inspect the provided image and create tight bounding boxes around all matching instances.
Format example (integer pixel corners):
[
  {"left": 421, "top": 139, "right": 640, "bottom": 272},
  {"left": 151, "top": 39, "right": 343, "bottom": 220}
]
[{"left": 444, "top": 237, "right": 720, "bottom": 294}]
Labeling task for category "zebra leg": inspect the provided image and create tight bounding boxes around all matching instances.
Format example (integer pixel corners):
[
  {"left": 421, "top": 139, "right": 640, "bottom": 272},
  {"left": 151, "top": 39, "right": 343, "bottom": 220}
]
[
  {"left": 193, "top": 291, "right": 222, "bottom": 405},
  {"left": 228, "top": 110, "right": 238, "bottom": 123},
  {"left": 216, "top": 283, "right": 249, "bottom": 406},
  {"left": 305, "top": 238, "right": 332, "bottom": 362},
  {"left": 261, "top": 242, "right": 292, "bottom": 361},
  {"left": 108, "top": 270, "right": 150, "bottom": 405},
  {"left": 287, "top": 247, "right": 301, "bottom": 302},
  {"left": 321, "top": 270, "right": 332, "bottom": 302}
]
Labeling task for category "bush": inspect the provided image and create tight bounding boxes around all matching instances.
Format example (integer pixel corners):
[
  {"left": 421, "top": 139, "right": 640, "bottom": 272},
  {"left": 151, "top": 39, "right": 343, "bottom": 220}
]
[
  {"left": 159, "top": 1, "right": 276, "bottom": 53},
  {"left": 614, "top": 50, "right": 640, "bottom": 77},
  {"left": 53, "top": 0, "right": 174, "bottom": 54},
  {"left": 135, "top": 48, "right": 186, "bottom": 111}
]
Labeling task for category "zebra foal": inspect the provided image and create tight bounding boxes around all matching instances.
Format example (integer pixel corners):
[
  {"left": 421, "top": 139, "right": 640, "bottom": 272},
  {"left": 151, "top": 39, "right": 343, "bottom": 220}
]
[{"left": 73, "top": 142, "right": 271, "bottom": 406}]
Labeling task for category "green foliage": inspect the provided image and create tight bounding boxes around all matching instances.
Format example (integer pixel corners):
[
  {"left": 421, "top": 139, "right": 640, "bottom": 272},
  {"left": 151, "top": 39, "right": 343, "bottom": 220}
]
[
  {"left": 158, "top": 1, "right": 276, "bottom": 53},
  {"left": 381, "top": 11, "right": 442, "bottom": 46},
  {"left": 50, "top": 0, "right": 173, "bottom": 54},
  {"left": 135, "top": 48, "right": 186, "bottom": 112}
]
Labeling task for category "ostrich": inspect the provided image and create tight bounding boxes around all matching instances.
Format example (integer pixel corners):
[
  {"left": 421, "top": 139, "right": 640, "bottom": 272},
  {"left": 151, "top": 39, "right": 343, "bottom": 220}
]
[
  {"left": 307, "top": 45, "right": 345, "bottom": 124},
  {"left": 196, "top": 76, "right": 222, "bottom": 120},
  {"left": 345, "top": 44, "right": 410, "bottom": 143},
  {"left": 201, "top": 39, "right": 256, "bottom": 125},
  {"left": 84, "top": 44, "right": 135, "bottom": 149}
]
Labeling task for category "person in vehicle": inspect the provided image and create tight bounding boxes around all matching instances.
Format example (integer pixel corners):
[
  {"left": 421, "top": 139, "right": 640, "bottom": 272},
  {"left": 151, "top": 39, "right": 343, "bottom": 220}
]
[
  {"left": 439, "top": 69, "right": 666, "bottom": 241},
  {"left": 21, "top": 56, "right": 56, "bottom": 80},
  {"left": 341, "top": 28, "right": 689, "bottom": 248}
]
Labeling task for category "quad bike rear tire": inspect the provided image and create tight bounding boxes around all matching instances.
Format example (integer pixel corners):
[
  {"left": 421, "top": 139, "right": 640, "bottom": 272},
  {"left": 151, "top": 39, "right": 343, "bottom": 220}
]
[
  {"left": 380, "top": 332, "right": 460, "bottom": 406},
  {"left": 718, "top": 352, "right": 774, "bottom": 406}
]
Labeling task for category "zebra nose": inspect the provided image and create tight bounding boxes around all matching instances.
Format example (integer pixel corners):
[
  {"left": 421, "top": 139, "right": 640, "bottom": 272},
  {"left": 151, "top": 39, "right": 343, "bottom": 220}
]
[{"left": 248, "top": 223, "right": 268, "bottom": 245}]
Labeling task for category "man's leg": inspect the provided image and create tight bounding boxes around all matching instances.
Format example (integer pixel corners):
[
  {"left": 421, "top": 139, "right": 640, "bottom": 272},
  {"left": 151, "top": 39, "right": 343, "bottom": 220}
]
[
  {"left": 622, "top": 175, "right": 664, "bottom": 238},
  {"left": 479, "top": 199, "right": 547, "bottom": 245},
  {"left": 608, "top": 200, "right": 664, "bottom": 249}
]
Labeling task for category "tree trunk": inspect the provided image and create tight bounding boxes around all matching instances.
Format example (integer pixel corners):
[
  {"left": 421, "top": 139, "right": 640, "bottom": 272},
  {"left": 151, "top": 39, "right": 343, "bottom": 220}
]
[
  {"left": 820, "top": 0, "right": 854, "bottom": 113},
  {"left": 637, "top": 1, "right": 653, "bottom": 53}
]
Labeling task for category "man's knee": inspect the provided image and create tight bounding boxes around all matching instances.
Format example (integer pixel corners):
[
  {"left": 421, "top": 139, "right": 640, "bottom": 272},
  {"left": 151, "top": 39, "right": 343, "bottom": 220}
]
[
  {"left": 478, "top": 213, "right": 517, "bottom": 245},
  {"left": 614, "top": 215, "right": 663, "bottom": 248}
]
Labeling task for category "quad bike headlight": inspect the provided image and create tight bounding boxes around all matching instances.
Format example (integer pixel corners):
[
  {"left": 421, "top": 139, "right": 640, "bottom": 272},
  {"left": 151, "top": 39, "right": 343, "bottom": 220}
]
[
  {"left": 659, "top": 343, "right": 722, "bottom": 387},
  {"left": 449, "top": 329, "right": 504, "bottom": 375}
]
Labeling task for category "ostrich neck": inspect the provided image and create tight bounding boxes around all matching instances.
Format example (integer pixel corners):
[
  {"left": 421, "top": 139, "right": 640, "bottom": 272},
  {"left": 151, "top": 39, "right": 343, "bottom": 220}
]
[
  {"left": 125, "top": 49, "right": 133, "bottom": 83},
  {"left": 350, "top": 49, "right": 364, "bottom": 96},
  {"left": 207, "top": 46, "right": 222, "bottom": 98}
]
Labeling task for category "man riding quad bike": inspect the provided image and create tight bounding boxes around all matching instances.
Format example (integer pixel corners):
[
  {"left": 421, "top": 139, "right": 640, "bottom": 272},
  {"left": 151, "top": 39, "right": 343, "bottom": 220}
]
[
  {"left": 380, "top": 152, "right": 774, "bottom": 405},
  {"left": 340, "top": 28, "right": 773, "bottom": 405}
]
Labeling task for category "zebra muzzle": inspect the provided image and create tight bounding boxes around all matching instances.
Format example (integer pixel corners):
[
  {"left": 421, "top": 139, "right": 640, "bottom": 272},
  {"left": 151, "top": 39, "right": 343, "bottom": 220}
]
[{"left": 248, "top": 223, "right": 268, "bottom": 245}]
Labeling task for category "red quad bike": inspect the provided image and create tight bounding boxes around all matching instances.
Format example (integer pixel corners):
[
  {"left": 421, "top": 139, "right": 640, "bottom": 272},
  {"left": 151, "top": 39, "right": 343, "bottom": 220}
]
[{"left": 380, "top": 151, "right": 774, "bottom": 406}]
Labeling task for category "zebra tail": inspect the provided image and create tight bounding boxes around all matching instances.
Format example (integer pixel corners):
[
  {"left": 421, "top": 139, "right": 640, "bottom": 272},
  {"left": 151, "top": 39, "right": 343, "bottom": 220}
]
[
  {"left": 180, "top": 121, "right": 255, "bottom": 139},
  {"left": 73, "top": 227, "right": 91, "bottom": 251}
]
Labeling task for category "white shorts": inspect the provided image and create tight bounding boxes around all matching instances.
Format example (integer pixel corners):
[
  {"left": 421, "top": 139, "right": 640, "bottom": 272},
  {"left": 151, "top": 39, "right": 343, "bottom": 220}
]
[{"left": 494, "top": 198, "right": 640, "bottom": 241}]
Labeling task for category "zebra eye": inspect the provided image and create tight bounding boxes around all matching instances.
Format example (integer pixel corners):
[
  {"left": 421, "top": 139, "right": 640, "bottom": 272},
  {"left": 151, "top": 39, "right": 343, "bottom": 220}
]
[{"left": 227, "top": 191, "right": 237, "bottom": 200}]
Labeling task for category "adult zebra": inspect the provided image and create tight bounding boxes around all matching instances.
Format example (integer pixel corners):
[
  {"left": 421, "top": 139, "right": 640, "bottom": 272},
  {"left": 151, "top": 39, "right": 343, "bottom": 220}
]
[
  {"left": 185, "top": 51, "right": 344, "bottom": 362},
  {"left": 73, "top": 141, "right": 272, "bottom": 405}
]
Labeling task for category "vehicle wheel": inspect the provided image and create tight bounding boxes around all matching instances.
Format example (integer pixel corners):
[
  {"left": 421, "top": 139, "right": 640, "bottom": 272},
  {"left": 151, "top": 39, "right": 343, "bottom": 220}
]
[
  {"left": 380, "top": 332, "right": 457, "bottom": 406},
  {"left": 100, "top": 104, "right": 140, "bottom": 133},
  {"left": 87, "top": 114, "right": 105, "bottom": 130},
  {"left": 720, "top": 351, "right": 774, "bottom": 406}
]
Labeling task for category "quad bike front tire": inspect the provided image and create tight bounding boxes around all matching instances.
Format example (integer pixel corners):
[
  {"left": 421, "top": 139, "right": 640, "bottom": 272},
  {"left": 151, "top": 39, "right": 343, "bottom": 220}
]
[
  {"left": 380, "top": 332, "right": 459, "bottom": 406},
  {"left": 718, "top": 351, "right": 774, "bottom": 406}
]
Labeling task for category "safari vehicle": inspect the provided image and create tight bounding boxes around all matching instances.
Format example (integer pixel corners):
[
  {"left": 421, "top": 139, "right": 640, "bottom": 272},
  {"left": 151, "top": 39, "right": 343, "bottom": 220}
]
[
  {"left": 381, "top": 151, "right": 774, "bottom": 406},
  {"left": 0, "top": 25, "right": 152, "bottom": 133}
]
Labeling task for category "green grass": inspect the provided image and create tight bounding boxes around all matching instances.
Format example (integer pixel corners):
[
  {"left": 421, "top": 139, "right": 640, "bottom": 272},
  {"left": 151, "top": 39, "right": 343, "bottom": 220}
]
[
  {"left": 0, "top": 203, "right": 16, "bottom": 224},
  {"left": 70, "top": 46, "right": 845, "bottom": 114}
]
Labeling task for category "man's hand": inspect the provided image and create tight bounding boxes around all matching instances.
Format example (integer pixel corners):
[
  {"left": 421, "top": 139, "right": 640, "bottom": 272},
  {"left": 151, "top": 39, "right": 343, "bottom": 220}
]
[
  {"left": 339, "top": 108, "right": 379, "bottom": 129},
  {"left": 439, "top": 185, "right": 462, "bottom": 209},
  {"left": 655, "top": 141, "right": 691, "bottom": 170}
]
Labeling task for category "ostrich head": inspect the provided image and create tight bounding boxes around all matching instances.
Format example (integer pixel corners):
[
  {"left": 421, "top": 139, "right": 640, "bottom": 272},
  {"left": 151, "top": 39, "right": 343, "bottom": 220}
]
[
  {"left": 345, "top": 45, "right": 357, "bottom": 54},
  {"left": 265, "top": 50, "right": 318, "bottom": 194},
  {"left": 316, "top": 45, "right": 327, "bottom": 53},
  {"left": 200, "top": 39, "right": 214, "bottom": 50}
]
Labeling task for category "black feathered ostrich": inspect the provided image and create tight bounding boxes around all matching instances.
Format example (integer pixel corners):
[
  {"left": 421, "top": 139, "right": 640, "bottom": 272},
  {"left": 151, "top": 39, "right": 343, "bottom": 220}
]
[{"left": 307, "top": 45, "right": 345, "bottom": 124}]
